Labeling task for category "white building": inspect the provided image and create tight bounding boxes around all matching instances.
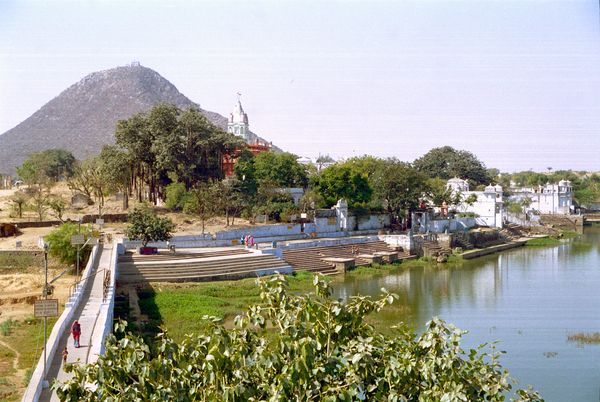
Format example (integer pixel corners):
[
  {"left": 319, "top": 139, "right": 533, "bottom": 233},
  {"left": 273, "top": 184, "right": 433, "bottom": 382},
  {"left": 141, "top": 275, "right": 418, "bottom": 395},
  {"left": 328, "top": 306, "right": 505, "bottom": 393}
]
[
  {"left": 509, "top": 180, "right": 573, "bottom": 215},
  {"left": 227, "top": 97, "right": 269, "bottom": 146},
  {"left": 447, "top": 178, "right": 504, "bottom": 228}
]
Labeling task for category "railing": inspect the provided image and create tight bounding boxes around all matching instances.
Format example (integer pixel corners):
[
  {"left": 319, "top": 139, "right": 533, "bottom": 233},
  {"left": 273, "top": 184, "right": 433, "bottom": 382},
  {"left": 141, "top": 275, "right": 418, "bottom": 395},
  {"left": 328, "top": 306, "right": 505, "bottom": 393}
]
[
  {"left": 103, "top": 269, "right": 111, "bottom": 302},
  {"left": 22, "top": 244, "right": 101, "bottom": 402}
]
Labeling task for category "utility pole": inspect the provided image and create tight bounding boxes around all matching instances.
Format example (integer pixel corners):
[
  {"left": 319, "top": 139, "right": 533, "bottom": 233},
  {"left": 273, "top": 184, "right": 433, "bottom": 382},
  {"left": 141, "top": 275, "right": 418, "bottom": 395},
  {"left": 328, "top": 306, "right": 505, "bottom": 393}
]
[
  {"left": 77, "top": 217, "right": 81, "bottom": 280},
  {"left": 42, "top": 242, "right": 49, "bottom": 388}
]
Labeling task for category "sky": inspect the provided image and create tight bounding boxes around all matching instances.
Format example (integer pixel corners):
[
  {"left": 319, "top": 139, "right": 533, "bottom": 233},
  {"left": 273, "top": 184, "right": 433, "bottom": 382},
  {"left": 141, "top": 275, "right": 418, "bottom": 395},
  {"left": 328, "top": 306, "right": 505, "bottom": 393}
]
[{"left": 0, "top": 0, "right": 599, "bottom": 172}]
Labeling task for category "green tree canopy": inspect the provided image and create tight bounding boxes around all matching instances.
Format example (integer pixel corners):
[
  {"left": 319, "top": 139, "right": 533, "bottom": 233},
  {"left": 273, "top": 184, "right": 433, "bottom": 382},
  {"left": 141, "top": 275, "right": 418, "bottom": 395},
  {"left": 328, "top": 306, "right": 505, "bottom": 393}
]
[
  {"left": 45, "top": 222, "right": 91, "bottom": 266},
  {"left": 55, "top": 274, "right": 542, "bottom": 401},
  {"left": 233, "top": 149, "right": 258, "bottom": 197},
  {"left": 99, "top": 145, "right": 132, "bottom": 210},
  {"left": 312, "top": 165, "right": 372, "bottom": 208},
  {"left": 413, "top": 146, "right": 490, "bottom": 185},
  {"left": 371, "top": 160, "right": 430, "bottom": 221},
  {"left": 16, "top": 149, "right": 75, "bottom": 183},
  {"left": 125, "top": 206, "right": 175, "bottom": 247},
  {"left": 253, "top": 151, "right": 309, "bottom": 188},
  {"left": 115, "top": 104, "right": 243, "bottom": 203}
]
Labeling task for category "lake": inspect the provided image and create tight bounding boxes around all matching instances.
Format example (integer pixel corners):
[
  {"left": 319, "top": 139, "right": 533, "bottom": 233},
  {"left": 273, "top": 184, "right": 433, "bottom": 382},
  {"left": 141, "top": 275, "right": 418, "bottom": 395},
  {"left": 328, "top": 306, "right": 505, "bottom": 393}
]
[{"left": 334, "top": 226, "right": 600, "bottom": 401}]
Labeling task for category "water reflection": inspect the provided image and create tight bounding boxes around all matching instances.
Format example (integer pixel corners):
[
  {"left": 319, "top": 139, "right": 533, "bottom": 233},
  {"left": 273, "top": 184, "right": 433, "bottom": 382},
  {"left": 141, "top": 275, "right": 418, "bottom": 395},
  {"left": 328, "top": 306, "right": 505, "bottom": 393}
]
[{"left": 332, "top": 226, "right": 600, "bottom": 401}]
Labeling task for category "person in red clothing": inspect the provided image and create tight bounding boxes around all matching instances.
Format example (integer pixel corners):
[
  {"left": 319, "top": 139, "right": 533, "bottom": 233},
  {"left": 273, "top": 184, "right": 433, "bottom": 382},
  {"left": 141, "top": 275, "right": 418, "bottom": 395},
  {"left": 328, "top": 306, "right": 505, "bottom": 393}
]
[{"left": 71, "top": 319, "right": 81, "bottom": 348}]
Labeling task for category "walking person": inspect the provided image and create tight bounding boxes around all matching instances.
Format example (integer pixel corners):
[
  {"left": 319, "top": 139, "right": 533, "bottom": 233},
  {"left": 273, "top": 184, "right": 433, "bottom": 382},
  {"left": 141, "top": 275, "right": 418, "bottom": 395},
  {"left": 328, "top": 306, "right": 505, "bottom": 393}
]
[
  {"left": 71, "top": 319, "right": 81, "bottom": 348},
  {"left": 62, "top": 346, "right": 69, "bottom": 368}
]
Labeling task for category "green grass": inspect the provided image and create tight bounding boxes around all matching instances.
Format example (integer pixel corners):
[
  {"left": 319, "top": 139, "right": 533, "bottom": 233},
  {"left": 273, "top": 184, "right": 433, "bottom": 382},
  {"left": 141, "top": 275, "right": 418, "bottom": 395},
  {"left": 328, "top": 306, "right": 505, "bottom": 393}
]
[
  {"left": 560, "top": 230, "right": 580, "bottom": 239},
  {"left": 0, "top": 316, "right": 56, "bottom": 402},
  {"left": 347, "top": 262, "right": 402, "bottom": 276},
  {"left": 138, "top": 273, "right": 318, "bottom": 340},
  {"left": 0, "top": 254, "right": 36, "bottom": 272},
  {"left": 525, "top": 237, "right": 561, "bottom": 247}
]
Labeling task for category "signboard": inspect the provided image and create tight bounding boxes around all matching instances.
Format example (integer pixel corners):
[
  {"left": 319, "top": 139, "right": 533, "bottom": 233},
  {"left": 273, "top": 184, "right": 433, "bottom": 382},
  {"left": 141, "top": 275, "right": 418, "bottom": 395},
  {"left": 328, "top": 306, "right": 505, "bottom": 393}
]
[
  {"left": 34, "top": 299, "right": 59, "bottom": 317},
  {"left": 96, "top": 218, "right": 104, "bottom": 225},
  {"left": 300, "top": 213, "right": 308, "bottom": 219},
  {"left": 37, "top": 236, "right": 48, "bottom": 250},
  {"left": 70, "top": 234, "right": 85, "bottom": 245}
]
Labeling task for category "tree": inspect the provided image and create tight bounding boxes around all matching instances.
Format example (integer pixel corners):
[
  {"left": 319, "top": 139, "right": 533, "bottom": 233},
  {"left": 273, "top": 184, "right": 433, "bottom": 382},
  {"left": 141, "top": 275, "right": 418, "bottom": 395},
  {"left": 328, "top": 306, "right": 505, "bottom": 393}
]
[
  {"left": 427, "top": 177, "right": 459, "bottom": 207},
  {"left": 29, "top": 182, "right": 52, "bottom": 222},
  {"left": 299, "top": 188, "right": 325, "bottom": 211},
  {"left": 220, "top": 179, "right": 245, "bottom": 226},
  {"left": 371, "top": 160, "right": 429, "bottom": 222},
  {"left": 99, "top": 145, "right": 132, "bottom": 210},
  {"left": 16, "top": 149, "right": 75, "bottom": 182},
  {"left": 116, "top": 105, "right": 244, "bottom": 203},
  {"left": 312, "top": 165, "right": 372, "bottom": 208},
  {"left": 254, "top": 151, "right": 309, "bottom": 188},
  {"left": 126, "top": 206, "right": 175, "bottom": 247},
  {"left": 48, "top": 196, "right": 67, "bottom": 222},
  {"left": 45, "top": 222, "right": 91, "bottom": 266},
  {"left": 76, "top": 156, "right": 106, "bottom": 216},
  {"left": 315, "top": 154, "right": 335, "bottom": 171},
  {"left": 233, "top": 149, "right": 258, "bottom": 200},
  {"left": 164, "top": 182, "right": 190, "bottom": 212},
  {"left": 54, "top": 274, "right": 542, "bottom": 401},
  {"left": 16, "top": 152, "right": 56, "bottom": 221},
  {"left": 413, "top": 146, "right": 490, "bottom": 185},
  {"left": 339, "top": 155, "right": 387, "bottom": 182},
  {"left": 253, "top": 180, "right": 297, "bottom": 222},
  {"left": 183, "top": 182, "right": 220, "bottom": 234},
  {"left": 10, "top": 191, "right": 28, "bottom": 218}
]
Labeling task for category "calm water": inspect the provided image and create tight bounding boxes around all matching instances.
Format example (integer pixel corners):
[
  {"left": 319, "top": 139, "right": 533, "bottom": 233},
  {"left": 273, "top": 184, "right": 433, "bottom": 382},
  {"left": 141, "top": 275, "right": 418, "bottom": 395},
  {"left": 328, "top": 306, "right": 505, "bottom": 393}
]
[{"left": 333, "top": 226, "right": 600, "bottom": 401}]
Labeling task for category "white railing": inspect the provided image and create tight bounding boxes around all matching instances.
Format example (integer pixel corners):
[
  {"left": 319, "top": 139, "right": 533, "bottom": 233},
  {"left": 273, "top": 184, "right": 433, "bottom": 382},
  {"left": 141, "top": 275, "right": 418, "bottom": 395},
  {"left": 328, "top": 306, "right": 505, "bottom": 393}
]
[
  {"left": 22, "top": 244, "right": 100, "bottom": 402},
  {"left": 89, "top": 240, "right": 119, "bottom": 361}
]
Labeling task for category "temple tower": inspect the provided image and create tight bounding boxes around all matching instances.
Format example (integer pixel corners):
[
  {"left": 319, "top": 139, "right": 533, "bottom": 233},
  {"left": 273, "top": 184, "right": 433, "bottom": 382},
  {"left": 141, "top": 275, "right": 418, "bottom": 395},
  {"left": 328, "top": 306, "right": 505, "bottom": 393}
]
[{"left": 227, "top": 94, "right": 250, "bottom": 143}]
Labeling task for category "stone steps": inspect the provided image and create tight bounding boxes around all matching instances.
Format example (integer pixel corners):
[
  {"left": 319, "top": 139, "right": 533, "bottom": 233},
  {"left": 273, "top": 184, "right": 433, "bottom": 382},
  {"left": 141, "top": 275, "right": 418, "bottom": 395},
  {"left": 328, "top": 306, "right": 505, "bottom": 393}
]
[
  {"left": 422, "top": 240, "right": 451, "bottom": 258},
  {"left": 118, "top": 254, "right": 291, "bottom": 283},
  {"left": 118, "top": 248, "right": 249, "bottom": 263},
  {"left": 283, "top": 241, "right": 411, "bottom": 275}
]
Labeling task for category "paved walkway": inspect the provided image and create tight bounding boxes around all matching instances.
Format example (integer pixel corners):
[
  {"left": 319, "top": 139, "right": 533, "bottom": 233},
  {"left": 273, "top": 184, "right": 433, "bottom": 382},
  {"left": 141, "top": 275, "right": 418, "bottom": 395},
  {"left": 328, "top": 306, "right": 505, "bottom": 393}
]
[{"left": 38, "top": 245, "right": 112, "bottom": 402}]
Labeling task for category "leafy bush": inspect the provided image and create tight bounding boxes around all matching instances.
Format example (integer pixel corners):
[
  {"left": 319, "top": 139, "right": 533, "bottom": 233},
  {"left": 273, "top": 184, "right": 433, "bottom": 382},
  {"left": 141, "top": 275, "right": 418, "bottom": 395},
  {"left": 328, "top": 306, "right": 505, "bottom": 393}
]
[
  {"left": 0, "top": 319, "right": 14, "bottom": 336},
  {"left": 164, "top": 182, "right": 192, "bottom": 211},
  {"left": 45, "top": 222, "right": 91, "bottom": 266},
  {"left": 126, "top": 205, "right": 175, "bottom": 247},
  {"left": 55, "top": 275, "right": 542, "bottom": 401}
]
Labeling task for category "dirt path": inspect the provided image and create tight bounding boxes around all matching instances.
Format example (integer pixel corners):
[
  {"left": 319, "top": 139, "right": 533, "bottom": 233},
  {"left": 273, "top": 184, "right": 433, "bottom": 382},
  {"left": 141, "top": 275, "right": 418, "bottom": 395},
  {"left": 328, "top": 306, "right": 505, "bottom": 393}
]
[{"left": 0, "top": 338, "right": 27, "bottom": 393}]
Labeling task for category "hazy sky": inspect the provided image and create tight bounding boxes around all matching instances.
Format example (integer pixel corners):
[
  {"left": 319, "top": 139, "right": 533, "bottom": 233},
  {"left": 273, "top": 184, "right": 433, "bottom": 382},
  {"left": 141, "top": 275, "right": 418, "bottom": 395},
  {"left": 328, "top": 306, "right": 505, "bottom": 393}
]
[{"left": 1, "top": 0, "right": 599, "bottom": 172}]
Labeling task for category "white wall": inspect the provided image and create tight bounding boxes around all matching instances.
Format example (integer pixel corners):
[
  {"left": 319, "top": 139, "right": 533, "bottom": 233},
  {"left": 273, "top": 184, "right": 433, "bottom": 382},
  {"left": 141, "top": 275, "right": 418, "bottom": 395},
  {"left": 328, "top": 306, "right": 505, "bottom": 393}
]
[{"left": 22, "top": 245, "right": 101, "bottom": 402}]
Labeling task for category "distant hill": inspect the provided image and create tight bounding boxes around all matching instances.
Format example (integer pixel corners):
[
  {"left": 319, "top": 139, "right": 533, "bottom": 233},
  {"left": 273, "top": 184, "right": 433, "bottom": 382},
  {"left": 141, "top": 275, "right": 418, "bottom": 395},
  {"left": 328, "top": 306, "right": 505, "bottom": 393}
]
[{"left": 0, "top": 64, "right": 271, "bottom": 175}]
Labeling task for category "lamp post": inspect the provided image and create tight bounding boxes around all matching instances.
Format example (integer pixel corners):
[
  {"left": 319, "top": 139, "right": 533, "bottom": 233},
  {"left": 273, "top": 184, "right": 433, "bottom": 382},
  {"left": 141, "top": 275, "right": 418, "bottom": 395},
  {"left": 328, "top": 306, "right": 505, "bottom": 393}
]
[{"left": 41, "top": 241, "right": 49, "bottom": 388}]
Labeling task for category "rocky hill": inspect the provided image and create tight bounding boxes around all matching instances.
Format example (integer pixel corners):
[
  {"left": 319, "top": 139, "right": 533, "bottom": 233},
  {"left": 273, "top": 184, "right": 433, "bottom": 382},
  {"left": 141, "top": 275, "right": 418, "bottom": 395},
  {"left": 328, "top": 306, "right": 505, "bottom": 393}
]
[{"left": 0, "top": 64, "right": 269, "bottom": 175}]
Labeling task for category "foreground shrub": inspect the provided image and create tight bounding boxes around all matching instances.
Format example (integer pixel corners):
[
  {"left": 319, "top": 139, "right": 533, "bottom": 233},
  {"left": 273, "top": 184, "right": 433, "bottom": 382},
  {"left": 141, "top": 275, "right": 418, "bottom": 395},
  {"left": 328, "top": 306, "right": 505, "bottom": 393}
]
[{"left": 54, "top": 275, "right": 543, "bottom": 401}]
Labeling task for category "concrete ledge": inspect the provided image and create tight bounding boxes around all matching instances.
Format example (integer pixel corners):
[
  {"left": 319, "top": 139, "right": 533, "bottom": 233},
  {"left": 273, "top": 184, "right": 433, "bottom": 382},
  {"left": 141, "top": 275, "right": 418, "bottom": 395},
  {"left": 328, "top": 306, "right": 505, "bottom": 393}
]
[
  {"left": 322, "top": 257, "right": 355, "bottom": 274},
  {"left": 357, "top": 254, "right": 383, "bottom": 265},
  {"left": 461, "top": 240, "right": 528, "bottom": 260},
  {"left": 374, "top": 251, "right": 398, "bottom": 263}
]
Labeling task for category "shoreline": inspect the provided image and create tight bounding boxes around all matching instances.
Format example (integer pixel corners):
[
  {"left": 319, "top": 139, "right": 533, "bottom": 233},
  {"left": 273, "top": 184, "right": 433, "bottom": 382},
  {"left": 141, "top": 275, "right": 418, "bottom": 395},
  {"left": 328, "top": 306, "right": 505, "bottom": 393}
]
[
  {"left": 460, "top": 236, "right": 547, "bottom": 260},
  {"left": 461, "top": 239, "right": 527, "bottom": 260}
]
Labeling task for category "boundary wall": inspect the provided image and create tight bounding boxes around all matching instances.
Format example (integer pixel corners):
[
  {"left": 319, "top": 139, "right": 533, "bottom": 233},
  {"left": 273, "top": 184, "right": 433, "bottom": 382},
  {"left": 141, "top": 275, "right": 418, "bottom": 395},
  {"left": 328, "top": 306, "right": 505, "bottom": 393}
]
[
  {"left": 22, "top": 244, "right": 101, "bottom": 402},
  {"left": 122, "top": 229, "right": 384, "bottom": 250}
]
